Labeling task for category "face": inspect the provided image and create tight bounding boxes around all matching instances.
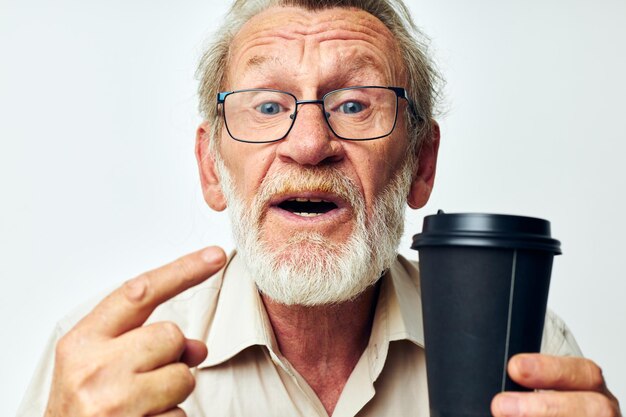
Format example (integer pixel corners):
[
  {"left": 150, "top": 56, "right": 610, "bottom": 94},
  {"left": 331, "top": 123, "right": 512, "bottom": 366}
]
[{"left": 197, "top": 6, "right": 438, "bottom": 305}]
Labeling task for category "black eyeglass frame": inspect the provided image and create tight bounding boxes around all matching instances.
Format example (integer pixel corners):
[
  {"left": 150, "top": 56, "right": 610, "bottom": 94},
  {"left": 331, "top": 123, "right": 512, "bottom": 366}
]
[{"left": 216, "top": 85, "right": 419, "bottom": 144}]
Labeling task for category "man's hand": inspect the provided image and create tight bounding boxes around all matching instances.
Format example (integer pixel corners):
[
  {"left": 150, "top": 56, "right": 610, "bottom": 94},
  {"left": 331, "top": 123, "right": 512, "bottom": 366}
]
[
  {"left": 44, "top": 246, "right": 227, "bottom": 417},
  {"left": 492, "top": 354, "right": 621, "bottom": 417}
]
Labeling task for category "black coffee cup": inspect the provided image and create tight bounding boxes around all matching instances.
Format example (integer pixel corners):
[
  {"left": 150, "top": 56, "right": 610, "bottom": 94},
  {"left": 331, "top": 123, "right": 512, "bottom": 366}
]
[{"left": 411, "top": 211, "right": 562, "bottom": 417}]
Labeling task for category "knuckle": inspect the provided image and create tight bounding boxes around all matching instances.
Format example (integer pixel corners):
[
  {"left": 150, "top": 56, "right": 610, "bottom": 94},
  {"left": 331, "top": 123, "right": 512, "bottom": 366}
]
[
  {"left": 55, "top": 331, "right": 93, "bottom": 369},
  {"left": 158, "top": 364, "right": 195, "bottom": 405},
  {"left": 173, "top": 363, "right": 196, "bottom": 393},
  {"left": 591, "top": 393, "right": 620, "bottom": 417},
  {"left": 533, "top": 396, "right": 559, "bottom": 417},
  {"left": 518, "top": 393, "right": 559, "bottom": 417},
  {"left": 159, "top": 322, "right": 185, "bottom": 349},
  {"left": 172, "top": 256, "right": 196, "bottom": 283},
  {"left": 550, "top": 363, "right": 571, "bottom": 387},
  {"left": 55, "top": 334, "right": 75, "bottom": 361},
  {"left": 122, "top": 274, "right": 150, "bottom": 304},
  {"left": 553, "top": 357, "right": 604, "bottom": 390},
  {"left": 585, "top": 359, "right": 606, "bottom": 390},
  {"left": 545, "top": 402, "right": 560, "bottom": 417}
]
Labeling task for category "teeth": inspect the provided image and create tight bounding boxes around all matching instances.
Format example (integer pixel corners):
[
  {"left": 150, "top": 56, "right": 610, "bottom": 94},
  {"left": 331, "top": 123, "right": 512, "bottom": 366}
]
[
  {"left": 294, "top": 212, "right": 323, "bottom": 217},
  {"left": 287, "top": 197, "right": 328, "bottom": 203}
]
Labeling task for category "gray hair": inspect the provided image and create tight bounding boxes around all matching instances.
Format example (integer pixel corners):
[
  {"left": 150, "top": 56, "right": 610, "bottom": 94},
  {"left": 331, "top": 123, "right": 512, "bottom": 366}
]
[{"left": 196, "top": 0, "right": 443, "bottom": 155}]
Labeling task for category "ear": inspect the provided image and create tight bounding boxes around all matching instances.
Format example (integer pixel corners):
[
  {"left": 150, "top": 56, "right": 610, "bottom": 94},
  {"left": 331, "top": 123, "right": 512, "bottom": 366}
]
[
  {"left": 195, "top": 122, "right": 227, "bottom": 211},
  {"left": 407, "top": 121, "right": 440, "bottom": 209}
]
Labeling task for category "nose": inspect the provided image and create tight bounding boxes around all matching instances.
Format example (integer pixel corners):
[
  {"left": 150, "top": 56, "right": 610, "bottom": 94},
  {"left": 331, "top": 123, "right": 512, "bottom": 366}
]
[{"left": 275, "top": 102, "right": 345, "bottom": 166}]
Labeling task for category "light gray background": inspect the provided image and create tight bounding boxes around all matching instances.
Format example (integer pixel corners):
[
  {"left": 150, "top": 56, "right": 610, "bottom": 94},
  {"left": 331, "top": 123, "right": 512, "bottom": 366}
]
[{"left": 1, "top": 0, "right": 624, "bottom": 415}]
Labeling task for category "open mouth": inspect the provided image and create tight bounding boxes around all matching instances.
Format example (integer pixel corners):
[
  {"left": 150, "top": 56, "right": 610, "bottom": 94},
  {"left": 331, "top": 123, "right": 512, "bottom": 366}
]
[{"left": 276, "top": 197, "right": 339, "bottom": 217}]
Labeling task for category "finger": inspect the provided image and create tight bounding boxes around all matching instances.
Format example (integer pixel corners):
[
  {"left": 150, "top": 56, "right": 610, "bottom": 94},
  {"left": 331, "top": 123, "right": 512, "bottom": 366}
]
[
  {"left": 115, "top": 322, "right": 187, "bottom": 372},
  {"left": 180, "top": 339, "right": 208, "bottom": 368},
  {"left": 149, "top": 407, "right": 187, "bottom": 417},
  {"left": 491, "top": 391, "right": 620, "bottom": 417},
  {"left": 76, "top": 246, "right": 226, "bottom": 337},
  {"left": 508, "top": 354, "right": 607, "bottom": 392},
  {"left": 135, "top": 363, "right": 196, "bottom": 416}
]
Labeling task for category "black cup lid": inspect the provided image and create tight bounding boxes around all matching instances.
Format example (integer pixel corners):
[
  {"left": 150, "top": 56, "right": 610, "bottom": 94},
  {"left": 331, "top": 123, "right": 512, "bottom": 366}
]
[{"left": 411, "top": 211, "right": 562, "bottom": 254}]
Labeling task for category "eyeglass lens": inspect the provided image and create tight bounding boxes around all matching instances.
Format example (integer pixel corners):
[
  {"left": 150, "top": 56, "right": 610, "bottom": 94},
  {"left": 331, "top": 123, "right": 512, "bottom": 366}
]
[{"left": 223, "top": 87, "right": 398, "bottom": 142}]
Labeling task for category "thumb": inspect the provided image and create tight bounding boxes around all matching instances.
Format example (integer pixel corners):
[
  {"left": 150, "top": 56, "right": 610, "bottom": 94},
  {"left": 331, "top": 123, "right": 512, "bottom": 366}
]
[{"left": 180, "top": 339, "right": 208, "bottom": 367}]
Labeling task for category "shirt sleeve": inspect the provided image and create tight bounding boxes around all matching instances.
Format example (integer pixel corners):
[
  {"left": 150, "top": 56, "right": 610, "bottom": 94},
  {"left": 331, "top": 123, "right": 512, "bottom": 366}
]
[
  {"left": 540, "top": 309, "right": 583, "bottom": 357},
  {"left": 16, "top": 293, "right": 101, "bottom": 417},
  {"left": 16, "top": 324, "right": 63, "bottom": 417}
]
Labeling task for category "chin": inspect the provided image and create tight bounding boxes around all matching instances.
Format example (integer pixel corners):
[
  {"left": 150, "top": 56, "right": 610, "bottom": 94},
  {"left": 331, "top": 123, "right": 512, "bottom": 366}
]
[
  {"left": 268, "top": 239, "right": 345, "bottom": 278},
  {"left": 263, "top": 231, "right": 344, "bottom": 263},
  {"left": 249, "top": 230, "right": 381, "bottom": 306}
]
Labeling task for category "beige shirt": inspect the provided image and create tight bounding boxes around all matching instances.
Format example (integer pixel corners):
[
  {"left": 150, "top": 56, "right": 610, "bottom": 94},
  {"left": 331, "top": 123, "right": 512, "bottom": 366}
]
[{"left": 18, "top": 253, "right": 582, "bottom": 417}]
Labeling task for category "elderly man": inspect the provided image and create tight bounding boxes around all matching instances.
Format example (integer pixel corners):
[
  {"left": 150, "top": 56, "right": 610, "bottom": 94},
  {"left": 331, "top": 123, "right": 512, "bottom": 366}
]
[{"left": 19, "top": 0, "right": 620, "bottom": 416}]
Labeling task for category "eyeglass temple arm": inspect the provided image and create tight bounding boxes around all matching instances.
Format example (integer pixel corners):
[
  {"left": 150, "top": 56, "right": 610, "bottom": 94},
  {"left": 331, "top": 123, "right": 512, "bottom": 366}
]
[
  {"left": 388, "top": 87, "right": 422, "bottom": 123},
  {"left": 217, "top": 92, "right": 230, "bottom": 104}
]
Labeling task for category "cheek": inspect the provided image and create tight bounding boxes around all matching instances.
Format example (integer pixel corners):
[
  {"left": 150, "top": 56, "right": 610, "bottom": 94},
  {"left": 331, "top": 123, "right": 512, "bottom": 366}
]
[
  {"left": 363, "top": 143, "right": 410, "bottom": 211},
  {"left": 221, "top": 139, "right": 276, "bottom": 200},
  {"left": 364, "top": 142, "right": 406, "bottom": 186},
  {"left": 341, "top": 149, "right": 385, "bottom": 213}
]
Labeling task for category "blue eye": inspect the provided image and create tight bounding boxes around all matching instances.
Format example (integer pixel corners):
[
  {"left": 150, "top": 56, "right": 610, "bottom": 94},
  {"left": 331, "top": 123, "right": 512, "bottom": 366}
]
[
  {"left": 339, "top": 101, "right": 363, "bottom": 114},
  {"left": 256, "top": 102, "right": 282, "bottom": 115}
]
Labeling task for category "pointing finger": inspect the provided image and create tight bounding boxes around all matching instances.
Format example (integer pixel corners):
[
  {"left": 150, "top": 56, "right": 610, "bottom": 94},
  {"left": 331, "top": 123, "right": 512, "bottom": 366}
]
[{"left": 75, "top": 246, "right": 226, "bottom": 338}]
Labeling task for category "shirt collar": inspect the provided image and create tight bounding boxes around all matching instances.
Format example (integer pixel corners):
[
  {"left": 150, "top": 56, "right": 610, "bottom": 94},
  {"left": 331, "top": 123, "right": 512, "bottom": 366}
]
[
  {"left": 198, "top": 252, "right": 424, "bottom": 369},
  {"left": 200, "top": 252, "right": 279, "bottom": 368},
  {"left": 384, "top": 254, "right": 425, "bottom": 347}
]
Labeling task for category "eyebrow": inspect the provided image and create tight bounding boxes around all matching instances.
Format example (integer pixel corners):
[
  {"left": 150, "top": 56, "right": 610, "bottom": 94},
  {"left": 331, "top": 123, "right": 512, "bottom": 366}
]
[
  {"left": 339, "top": 55, "right": 381, "bottom": 75},
  {"left": 245, "top": 55, "right": 286, "bottom": 71},
  {"left": 246, "top": 53, "right": 382, "bottom": 71},
  {"left": 328, "top": 55, "right": 389, "bottom": 86}
]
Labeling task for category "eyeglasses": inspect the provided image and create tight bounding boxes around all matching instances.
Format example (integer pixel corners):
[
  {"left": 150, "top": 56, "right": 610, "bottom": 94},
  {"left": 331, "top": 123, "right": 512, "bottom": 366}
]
[{"left": 216, "top": 86, "right": 416, "bottom": 143}]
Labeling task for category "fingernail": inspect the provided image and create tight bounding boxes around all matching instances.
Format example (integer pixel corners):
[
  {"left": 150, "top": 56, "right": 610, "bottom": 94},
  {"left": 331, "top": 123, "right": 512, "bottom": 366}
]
[
  {"left": 201, "top": 247, "right": 225, "bottom": 265},
  {"left": 495, "top": 394, "right": 520, "bottom": 416}
]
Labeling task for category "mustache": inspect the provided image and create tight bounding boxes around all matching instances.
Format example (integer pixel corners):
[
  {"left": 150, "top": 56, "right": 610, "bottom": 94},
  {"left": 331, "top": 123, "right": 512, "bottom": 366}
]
[{"left": 251, "top": 166, "right": 365, "bottom": 222}]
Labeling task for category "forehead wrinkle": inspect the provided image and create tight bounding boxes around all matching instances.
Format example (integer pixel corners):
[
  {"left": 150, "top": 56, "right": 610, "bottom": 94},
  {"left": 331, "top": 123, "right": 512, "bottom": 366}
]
[
  {"left": 235, "top": 46, "right": 396, "bottom": 92},
  {"left": 304, "top": 26, "right": 401, "bottom": 86},
  {"left": 229, "top": 7, "right": 404, "bottom": 89},
  {"left": 234, "top": 7, "right": 400, "bottom": 57},
  {"left": 229, "top": 31, "right": 305, "bottom": 87},
  {"left": 267, "top": 7, "right": 395, "bottom": 43}
]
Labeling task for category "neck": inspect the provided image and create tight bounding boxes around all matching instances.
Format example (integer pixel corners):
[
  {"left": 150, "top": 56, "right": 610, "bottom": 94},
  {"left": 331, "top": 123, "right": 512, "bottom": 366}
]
[{"left": 261, "top": 283, "right": 380, "bottom": 415}]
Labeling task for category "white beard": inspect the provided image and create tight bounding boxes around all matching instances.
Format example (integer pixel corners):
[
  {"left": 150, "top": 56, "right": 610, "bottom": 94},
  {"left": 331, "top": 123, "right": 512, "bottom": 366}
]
[{"left": 214, "top": 155, "right": 413, "bottom": 306}]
